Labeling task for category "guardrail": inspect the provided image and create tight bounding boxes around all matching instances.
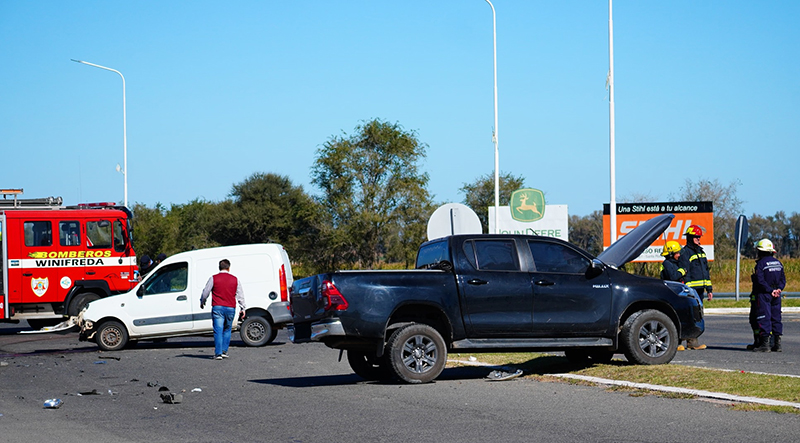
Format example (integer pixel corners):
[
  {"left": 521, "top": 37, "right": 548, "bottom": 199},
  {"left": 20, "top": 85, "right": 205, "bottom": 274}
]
[{"left": 713, "top": 292, "right": 798, "bottom": 298}]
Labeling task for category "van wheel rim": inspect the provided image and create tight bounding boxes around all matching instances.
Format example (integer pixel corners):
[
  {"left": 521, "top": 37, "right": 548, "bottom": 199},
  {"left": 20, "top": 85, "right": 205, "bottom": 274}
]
[{"left": 246, "top": 322, "right": 265, "bottom": 341}]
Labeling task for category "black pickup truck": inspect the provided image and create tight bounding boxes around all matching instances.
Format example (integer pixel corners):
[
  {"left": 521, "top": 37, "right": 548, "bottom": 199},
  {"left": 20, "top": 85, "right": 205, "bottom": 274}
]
[{"left": 290, "top": 214, "right": 704, "bottom": 383}]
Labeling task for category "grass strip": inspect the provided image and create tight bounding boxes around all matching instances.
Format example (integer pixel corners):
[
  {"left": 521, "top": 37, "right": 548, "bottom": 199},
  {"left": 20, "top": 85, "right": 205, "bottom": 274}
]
[
  {"left": 705, "top": 298, "right": 800, "bottom": 309},
  {"left": 450, "top": 352, "right": 800, "bottom": 406}
]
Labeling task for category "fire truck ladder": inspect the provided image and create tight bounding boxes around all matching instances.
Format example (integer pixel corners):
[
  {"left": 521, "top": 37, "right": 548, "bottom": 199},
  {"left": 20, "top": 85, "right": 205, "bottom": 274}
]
[{"left": 0, "top": 189, "right": 63, "bottom": 209}]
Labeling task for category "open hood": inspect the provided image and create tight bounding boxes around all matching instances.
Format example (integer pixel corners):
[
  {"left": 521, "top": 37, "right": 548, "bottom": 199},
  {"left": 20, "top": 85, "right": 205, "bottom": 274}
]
[{"left": 597, "top": 214, "right": 675, "bottom": 268}]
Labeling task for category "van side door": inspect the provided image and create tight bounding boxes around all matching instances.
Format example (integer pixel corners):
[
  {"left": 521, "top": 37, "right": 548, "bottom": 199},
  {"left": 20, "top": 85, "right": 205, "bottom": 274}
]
[{"left": 127, "top": 261, "right": 193, "bottom": 335}]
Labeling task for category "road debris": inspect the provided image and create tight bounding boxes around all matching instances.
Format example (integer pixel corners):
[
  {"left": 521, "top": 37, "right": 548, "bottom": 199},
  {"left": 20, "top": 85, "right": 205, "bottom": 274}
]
[
  {"left": 78, "top": 389, "right": 101, "bottom": 396},
  {"left": 43, "top": 398, "right": 63, "bottom": 409},
  {"left": 485, "top": 369, "right": 524, "bottom": 381}
]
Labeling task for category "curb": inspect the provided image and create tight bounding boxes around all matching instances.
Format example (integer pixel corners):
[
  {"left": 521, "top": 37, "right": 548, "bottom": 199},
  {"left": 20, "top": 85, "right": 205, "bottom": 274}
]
[
  {"left": 705, "top": 307, "right": 800, "bottom": 315},
  {"left": 450, "top": 359, "right": 800, "bottom": 409}
]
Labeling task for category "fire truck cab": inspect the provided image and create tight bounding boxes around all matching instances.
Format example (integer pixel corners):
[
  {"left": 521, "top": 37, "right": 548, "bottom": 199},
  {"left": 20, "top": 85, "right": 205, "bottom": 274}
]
[{"left": 0, "top": 191, "right": 138, "bottom": 329}]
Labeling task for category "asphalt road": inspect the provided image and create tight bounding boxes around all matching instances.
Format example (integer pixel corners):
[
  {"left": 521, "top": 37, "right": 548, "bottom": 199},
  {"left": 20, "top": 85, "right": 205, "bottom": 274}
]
[{"left": 1, "top": 316, "right": 799, "bottom": 443}]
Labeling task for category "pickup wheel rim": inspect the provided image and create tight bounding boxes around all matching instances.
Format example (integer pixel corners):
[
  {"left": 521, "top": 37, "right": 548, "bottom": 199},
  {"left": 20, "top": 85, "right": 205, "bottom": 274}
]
[
  {"left": 637, "top": 319, "right": 669, "bottom": 358},
  {"left": 402, "top": 335, "right": 438, "bottom": 374}
]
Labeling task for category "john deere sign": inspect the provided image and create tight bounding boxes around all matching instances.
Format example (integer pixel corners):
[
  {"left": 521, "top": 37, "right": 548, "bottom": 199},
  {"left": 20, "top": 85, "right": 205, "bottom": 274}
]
[{"left": 510, "top": 188, "right": 545, "bottom": 222}]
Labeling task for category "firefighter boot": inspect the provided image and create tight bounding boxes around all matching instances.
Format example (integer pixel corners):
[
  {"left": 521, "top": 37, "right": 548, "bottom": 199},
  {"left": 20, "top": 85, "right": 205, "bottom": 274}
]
[
  {"left": 772, "top": 335, "right": 782, "bottom": 353},
  {"left": 753, "top": 335, "right": 771, "bottom": 353},
  {"left": 746, "top": 334, "right": 759, "bottom": 350}
]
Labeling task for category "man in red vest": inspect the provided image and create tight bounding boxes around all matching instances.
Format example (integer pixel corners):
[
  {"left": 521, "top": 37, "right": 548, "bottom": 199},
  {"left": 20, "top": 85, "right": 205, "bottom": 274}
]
[{"left": 200, "top": 259, "right": 246, "bottom": 359}]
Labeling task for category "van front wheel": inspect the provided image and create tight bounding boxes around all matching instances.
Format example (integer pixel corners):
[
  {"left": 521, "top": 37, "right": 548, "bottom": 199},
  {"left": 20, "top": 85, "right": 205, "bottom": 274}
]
[
  {"left": 240, "top": 316, "right": 274, "bottom": 347},
  {"left": 96, "top": 320, "right": 128, "bottom": 351}
]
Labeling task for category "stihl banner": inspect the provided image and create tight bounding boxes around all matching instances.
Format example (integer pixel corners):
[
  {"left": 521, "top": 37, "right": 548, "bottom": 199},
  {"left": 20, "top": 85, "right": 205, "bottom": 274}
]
[{"left": 603, "top": 201, "right": 714, "bottom": 262}]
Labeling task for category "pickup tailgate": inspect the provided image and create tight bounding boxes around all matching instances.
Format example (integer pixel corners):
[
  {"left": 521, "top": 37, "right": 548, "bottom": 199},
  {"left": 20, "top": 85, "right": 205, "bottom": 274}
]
[{"left": 290, "top": 274, "right": 329, "bottom": 341}]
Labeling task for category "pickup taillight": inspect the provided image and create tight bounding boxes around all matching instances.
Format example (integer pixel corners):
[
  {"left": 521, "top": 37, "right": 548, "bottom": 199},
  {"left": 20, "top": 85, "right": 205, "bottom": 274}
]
[{"left": 322, "top": 280, "right": 349, "bottom": 311}]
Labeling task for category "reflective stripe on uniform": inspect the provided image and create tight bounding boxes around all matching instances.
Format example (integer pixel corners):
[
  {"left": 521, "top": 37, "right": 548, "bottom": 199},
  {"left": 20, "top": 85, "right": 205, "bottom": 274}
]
[{"left": 686, "top": 279, "right": 712, "bottom": 288}]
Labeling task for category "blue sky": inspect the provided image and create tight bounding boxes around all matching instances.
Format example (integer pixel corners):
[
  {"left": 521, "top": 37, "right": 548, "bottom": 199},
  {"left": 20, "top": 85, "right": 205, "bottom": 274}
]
[{"left": 1, "top": 1, "right": 797, "bottom": 217}]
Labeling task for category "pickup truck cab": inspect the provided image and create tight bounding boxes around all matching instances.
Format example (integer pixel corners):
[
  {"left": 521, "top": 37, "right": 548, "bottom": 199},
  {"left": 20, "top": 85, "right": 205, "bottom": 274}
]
[
  {"left": 79, "top": 243, "right": 293, "bottom": 350},
  {"left": 290, "top": 215, "right": 704, "bottom": 383}
]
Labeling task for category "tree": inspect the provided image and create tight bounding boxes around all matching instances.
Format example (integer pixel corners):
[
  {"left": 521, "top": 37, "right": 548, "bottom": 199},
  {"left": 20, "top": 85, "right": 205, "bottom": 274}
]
[
  {"left": 311, "top": 118, "right": 433, "bottom": 269},
  {"left": 459, "top": 171, "right": 526, "bottom": 232},
  {"left": 569, "top": 210, "right": 603, "bottom": 256},
  {"left": 211, "top": 172, "right": 322, "bottom": 269},
  {"left": 131, "top": 202, "right": 170, "bottom": 260},
  {"left": 669, "top": 178, "right": 743, "bottom": 259},
  {"left": 166, "top": 199, "right": 221, "bottom": 253}
]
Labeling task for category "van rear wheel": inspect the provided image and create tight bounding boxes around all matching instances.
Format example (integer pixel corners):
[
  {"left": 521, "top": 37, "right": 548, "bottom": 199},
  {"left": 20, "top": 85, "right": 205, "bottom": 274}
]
[{"left": 240, "top": 316, "right": 274, "bottom": 347}]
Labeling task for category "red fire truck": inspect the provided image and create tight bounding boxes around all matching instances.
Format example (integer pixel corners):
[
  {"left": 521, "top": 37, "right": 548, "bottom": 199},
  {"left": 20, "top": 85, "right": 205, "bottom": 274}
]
[{"left": 0, "top": 190, "right": 139, "bottom": 329}]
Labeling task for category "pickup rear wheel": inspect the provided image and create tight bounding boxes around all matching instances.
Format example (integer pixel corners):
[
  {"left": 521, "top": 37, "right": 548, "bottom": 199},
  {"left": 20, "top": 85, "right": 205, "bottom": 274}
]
[
  {"left": 96, "top": 320, "right": 129, "bottom": 351},
  {"left": 621, "top": 309, "right": 678, "bottom": 365},
  {"left": 347, "top": 351, "right": 392, "bottom": 381},
  {"left": 386, "top": 324, "right": 447, "bottom": 384},
  {"left": 240, "top": 316, "right": 274, "bottom": 347}
]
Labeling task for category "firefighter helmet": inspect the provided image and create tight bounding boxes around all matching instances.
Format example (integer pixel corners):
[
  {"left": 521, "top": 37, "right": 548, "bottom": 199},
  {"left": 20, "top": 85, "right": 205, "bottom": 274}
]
[
  {"left": 755, "top": 238, "right": 775, "bottom": 253},
  {"left": 661, "top": 240, "right": 682, "bottom": 256},
  {"left": 684, "top": 224, "right": 703, "bottom": 237}
]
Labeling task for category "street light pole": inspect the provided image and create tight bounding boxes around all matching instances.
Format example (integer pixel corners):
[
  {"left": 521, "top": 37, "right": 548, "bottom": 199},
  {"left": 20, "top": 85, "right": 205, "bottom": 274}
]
[
  {"left": 485, "top": 0, "right": 499, "bottom": 234},
  {"left": 71, "top": 59, "right": 128, "bottom": 208},
  {"left": 608, "top": 1, "right": 617, "bottom": 243}
]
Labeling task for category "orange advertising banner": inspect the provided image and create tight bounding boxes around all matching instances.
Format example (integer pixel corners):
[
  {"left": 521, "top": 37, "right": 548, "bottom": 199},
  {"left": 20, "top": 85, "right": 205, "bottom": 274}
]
[{"left": 603, "top": 201, "right": 714, "bottom": 262}]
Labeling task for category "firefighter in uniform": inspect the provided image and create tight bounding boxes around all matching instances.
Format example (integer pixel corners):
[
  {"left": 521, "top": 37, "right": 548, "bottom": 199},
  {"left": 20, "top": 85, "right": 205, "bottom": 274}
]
[
  {"left": 750, "top": 239, "right": 786, "bottom": 352},
  {"left": 676, "top": 224, "right": 711, "bottom": 350},
  {"left": 659, "top": 241, "right": 683, "bottom": 282}
]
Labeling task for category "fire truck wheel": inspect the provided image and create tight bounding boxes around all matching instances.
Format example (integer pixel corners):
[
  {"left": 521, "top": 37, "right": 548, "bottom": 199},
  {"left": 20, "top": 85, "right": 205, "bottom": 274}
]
[
  {"left": 96, "top": 320, "right": 129, "bottom": 351},
  {"left": 68, "top": 293, "right": 102, "bottom": 317},
  {"left": 27, "top": 319, "right": 61, "bottom": 330}
]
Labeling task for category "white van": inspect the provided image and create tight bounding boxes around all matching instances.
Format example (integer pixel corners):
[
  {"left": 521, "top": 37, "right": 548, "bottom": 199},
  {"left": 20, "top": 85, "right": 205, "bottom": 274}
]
[{"left": 78, "top": 243, "right": 294, "bottom": 351}]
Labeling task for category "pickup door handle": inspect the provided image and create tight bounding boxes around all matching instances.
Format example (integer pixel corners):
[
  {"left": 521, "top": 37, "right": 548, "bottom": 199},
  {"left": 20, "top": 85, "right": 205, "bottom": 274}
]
[
  {"left": 176, "top": 295, "right": 187, "bottom": 301},
  {"left": 467, "top": 279, "right": 488, "bottom": 285},
  {"left": 23, "top": 273, "right": 32, "bottom": 277},
  {"left": 535, "top": 279, "right": 555, "bottom": 286},
  {"left": 86, "top": 271, "right": 96, "bottom": 275}
]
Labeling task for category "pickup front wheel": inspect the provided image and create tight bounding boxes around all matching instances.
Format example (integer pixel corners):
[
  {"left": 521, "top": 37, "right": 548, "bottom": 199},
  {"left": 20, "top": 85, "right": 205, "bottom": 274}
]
[
  {"left": 386, "top": 324, "right": 447, "bottom": 384},
  {"left": 621, "top": 309, "right": 678, "bottom": 365}
]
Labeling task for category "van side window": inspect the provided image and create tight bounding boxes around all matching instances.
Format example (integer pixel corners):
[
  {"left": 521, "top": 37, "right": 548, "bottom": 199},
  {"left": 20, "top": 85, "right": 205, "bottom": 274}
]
[
  {"left": 113, "top": 220, "right": 126, "bottom": 252},
  {"left": 86, "top": 220, "right": 113, "bottom": 249},
  {"left": 59, "top": 221, "right": 81, "bottom": 246},
  {"left": 143, "top": 262, "right": 188, "bottom": 295},
  {"left": 24, "top": 221, "right": 52, "bottom": 247}
]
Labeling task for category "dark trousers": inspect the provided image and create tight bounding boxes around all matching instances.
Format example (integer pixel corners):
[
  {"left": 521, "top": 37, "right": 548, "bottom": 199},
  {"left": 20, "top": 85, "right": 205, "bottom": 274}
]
[{"left": 755, "top": 292, "right": 783, "bottom": 337}]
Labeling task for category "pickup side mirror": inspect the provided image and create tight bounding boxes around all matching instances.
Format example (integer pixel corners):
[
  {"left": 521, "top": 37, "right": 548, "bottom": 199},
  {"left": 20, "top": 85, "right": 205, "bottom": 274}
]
[
  {"left": 585, "top": 259, "right": 605, "bottom": 279},
  {"left": 137, "top": 286, "right": 144, "bottom": 297}
]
